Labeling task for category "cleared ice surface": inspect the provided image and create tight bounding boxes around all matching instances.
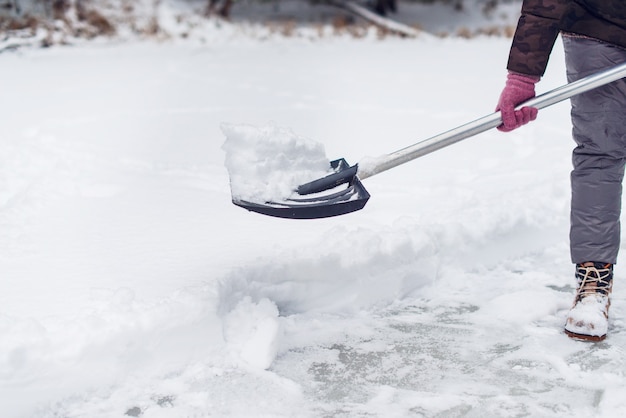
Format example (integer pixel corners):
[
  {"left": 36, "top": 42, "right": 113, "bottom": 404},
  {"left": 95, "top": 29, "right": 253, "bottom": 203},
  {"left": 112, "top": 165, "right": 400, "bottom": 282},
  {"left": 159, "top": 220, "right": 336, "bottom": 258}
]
[
  {"left": 271, "top": 298, "right": 624, "bottom": 418},
  {"left": 221, "top": 123, "right": 331, "bottom": 203}
]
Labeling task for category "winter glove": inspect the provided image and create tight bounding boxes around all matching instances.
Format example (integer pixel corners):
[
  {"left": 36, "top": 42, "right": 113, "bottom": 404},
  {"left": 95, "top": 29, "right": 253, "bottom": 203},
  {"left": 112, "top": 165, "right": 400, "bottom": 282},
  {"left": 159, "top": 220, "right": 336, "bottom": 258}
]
[{"left": 496, "top": 72, "right": 540, "bottom": 132}]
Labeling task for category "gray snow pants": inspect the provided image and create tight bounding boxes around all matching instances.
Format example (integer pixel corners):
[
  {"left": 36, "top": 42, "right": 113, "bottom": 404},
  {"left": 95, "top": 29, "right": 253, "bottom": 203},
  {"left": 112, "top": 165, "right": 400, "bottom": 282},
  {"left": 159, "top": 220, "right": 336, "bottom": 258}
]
[{"left": 564, "top": 35, "right": 626, "bottom": 265}]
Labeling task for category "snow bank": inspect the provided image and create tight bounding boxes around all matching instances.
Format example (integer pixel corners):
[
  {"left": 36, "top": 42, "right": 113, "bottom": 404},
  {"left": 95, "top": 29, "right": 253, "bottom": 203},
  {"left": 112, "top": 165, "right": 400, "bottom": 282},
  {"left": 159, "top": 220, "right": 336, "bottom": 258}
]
[
  {"left": 221, "top": 123, "right": 331, "bottom": 203},
  {"left": 218, "top": 224, "right": 439, "bottom": 315}
]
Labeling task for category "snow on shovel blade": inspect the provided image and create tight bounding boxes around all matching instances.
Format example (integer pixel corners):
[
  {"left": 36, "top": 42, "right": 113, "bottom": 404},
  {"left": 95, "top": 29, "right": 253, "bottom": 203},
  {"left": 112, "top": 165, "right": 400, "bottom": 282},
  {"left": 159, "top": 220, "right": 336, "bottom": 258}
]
[{"left": 232, "top": 159, "right": 370, "bottom": 219}]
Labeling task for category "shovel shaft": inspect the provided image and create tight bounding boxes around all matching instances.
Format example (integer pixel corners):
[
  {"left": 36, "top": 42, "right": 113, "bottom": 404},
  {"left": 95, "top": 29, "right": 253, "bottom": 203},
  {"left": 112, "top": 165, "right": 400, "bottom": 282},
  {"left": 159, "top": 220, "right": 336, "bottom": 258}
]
[{"left": 357, "top": 61, "right": 626, "bottom": 180}]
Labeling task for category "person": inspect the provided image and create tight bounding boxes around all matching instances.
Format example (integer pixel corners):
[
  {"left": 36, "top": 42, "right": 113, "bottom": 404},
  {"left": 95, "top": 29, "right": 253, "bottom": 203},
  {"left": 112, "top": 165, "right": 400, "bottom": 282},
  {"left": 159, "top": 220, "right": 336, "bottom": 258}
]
[{"left": 496, "top": 1, "right": 626, "bottom": 341}]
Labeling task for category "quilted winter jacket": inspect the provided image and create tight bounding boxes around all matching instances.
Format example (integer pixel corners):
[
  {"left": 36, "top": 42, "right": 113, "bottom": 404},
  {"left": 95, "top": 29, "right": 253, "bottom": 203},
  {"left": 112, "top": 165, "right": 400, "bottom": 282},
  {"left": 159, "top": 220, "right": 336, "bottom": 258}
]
[{"left": 508, "top": 0, "right": 626, "bottom": 76}]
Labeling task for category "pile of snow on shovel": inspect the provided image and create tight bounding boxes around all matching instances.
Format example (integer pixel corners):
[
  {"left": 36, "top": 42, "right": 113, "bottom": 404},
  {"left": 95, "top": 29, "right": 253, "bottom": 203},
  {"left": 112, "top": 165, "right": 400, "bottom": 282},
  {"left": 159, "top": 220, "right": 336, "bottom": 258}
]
[{"left": 222, "top": 123, "right": 331, "bottom": 203}]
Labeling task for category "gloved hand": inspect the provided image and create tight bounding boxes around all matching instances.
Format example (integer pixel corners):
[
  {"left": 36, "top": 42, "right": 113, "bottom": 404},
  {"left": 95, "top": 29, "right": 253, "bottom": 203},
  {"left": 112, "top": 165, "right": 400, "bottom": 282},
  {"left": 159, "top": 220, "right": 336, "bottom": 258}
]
[{"left": 496, "top": 72, "right": 540, "bottom": 132}]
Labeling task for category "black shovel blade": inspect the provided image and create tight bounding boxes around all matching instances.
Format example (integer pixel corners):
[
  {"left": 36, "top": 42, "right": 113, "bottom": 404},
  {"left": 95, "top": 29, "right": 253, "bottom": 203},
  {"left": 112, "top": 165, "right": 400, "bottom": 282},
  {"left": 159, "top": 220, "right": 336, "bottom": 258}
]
[{"left": 232, "top": 159, "right": 370, "bottom": 219}]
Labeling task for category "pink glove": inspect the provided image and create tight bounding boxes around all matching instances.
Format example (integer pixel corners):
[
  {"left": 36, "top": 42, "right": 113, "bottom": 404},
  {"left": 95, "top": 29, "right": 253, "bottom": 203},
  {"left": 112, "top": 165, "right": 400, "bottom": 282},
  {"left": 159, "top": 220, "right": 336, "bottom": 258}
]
[{"left": 496, "top": 72, "right": 540, "bottom": 132}]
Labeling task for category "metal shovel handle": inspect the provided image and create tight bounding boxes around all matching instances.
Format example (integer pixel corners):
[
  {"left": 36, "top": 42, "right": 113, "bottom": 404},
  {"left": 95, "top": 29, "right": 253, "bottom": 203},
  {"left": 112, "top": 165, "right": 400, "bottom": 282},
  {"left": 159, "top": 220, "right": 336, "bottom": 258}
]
[{"left": 357, "top": 61, "right": 626, "bottom": 180}]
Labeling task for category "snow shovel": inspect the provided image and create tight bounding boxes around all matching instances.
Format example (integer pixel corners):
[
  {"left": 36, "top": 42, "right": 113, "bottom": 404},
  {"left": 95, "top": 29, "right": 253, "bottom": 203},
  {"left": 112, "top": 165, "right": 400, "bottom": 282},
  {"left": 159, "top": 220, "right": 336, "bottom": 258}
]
[{"left": 234, "top": 62, "right": 626, "bottom": 219}]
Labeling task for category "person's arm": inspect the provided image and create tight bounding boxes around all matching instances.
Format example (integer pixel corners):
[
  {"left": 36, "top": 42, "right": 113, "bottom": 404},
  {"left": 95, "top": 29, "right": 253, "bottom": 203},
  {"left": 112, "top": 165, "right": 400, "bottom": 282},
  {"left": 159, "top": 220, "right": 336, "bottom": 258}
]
[{"left": 507, "top": 0, "right": 563, "bottom": 77}]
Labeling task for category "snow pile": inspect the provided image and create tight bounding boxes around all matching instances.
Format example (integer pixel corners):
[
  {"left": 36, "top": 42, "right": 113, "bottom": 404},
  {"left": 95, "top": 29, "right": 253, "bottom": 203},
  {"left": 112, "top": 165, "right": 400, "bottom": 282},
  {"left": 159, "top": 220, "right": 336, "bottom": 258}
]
[
  {"left": 221, "top": 123, "right": 331, "bottom": 203},
  {"left": 219, "top": 224, "right": 439, "bottom": 316},
  {"left": 222, "top": 297, "right": 282, "bottom": 369}
]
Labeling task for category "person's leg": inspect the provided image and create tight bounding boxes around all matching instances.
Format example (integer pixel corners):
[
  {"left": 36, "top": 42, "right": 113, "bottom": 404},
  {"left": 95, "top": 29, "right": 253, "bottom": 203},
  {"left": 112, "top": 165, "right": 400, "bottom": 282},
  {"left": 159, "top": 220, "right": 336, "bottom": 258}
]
[
  {"left": 563, "top": 35, "right": 626, "bottom": 340},
  {"left": 565, "top": 35, "right": 626, "bottom": 265}
]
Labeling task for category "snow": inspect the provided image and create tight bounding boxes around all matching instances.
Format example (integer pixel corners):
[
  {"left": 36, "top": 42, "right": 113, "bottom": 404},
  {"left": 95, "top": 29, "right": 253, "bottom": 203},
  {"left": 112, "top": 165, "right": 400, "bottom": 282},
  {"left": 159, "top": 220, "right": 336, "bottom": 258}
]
[
  {"left": 221, "top": 123, "right": 330, "bottom": 203},
  {"left": 222, "top": 296, "right": 282, "bottom": 369},
  {"left": 2, "top": 8, "right": 626, "bottom": 418}
]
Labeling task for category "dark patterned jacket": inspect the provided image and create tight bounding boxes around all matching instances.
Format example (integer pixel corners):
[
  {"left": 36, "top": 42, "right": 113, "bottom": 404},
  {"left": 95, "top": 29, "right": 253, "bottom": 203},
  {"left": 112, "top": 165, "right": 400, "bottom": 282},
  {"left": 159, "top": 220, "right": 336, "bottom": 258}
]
[{"left": 508, "top": 0, "right": 626, "bottom": 76}]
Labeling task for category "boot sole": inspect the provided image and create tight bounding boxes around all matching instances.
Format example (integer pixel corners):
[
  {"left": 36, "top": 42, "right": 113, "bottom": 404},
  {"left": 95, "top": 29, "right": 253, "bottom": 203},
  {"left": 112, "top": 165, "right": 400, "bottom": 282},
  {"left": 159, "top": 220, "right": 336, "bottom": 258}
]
[{"left": 564, "top": 329, "right": 606, "bottom": 342}]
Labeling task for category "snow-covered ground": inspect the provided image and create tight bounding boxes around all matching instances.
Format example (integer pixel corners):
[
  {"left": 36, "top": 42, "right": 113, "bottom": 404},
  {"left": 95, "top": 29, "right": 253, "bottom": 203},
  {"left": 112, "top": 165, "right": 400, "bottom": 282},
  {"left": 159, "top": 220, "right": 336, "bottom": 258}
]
[{"left": 2, "top": 16, "right": 626, "bottom": 418}]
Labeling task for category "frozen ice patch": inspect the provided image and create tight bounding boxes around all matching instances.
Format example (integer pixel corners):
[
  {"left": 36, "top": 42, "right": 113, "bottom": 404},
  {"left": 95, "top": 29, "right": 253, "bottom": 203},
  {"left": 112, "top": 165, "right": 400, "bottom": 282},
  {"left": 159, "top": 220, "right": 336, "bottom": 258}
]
[{"left": 221, "top": 123, "right": 331, "bottom": 203}]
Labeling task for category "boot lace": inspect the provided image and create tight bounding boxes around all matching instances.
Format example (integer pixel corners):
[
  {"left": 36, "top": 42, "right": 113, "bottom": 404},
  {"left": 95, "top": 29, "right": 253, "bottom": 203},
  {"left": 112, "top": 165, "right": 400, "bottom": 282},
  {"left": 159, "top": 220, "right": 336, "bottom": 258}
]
[{"left": 575, "top": 263, "right": 613, "bottom": 302}]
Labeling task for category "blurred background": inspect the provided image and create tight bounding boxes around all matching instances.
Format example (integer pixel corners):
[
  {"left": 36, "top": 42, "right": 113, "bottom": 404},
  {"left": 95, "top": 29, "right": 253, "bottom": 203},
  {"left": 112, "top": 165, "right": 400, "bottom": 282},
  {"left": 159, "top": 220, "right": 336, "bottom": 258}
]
[{"left": 1, "top": 0, "right": 522, "bottom": 50}]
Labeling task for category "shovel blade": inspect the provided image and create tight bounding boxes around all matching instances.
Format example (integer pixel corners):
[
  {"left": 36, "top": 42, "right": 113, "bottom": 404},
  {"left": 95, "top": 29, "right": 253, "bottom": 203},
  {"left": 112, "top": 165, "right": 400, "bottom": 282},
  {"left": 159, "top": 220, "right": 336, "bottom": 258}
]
[{"left": 232, "top": 159, "right": 370, "bottom": 219}]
